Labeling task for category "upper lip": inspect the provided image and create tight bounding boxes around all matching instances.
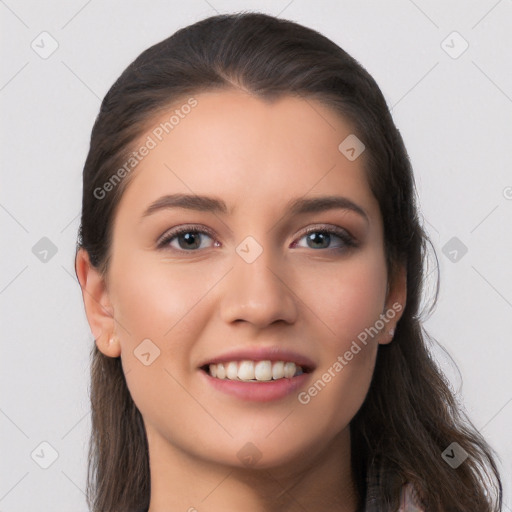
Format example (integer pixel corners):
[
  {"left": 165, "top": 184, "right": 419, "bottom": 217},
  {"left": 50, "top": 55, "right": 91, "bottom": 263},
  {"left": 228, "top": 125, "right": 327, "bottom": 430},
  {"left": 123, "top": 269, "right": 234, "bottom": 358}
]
[{"left": 198, "top": 346, "right": 316, "bottom": 372}]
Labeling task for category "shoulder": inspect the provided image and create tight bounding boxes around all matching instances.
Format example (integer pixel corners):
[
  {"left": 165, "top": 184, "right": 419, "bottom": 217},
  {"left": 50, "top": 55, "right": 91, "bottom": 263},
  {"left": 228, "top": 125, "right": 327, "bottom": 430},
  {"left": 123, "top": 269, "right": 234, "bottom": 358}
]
[{"left": 398, "top": 482, "right": 426, "bottom": 512}]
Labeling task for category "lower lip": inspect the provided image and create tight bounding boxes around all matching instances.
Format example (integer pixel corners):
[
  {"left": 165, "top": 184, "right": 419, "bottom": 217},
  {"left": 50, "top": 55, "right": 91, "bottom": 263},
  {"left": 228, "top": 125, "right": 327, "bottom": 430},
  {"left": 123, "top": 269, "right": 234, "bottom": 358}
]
[{"left": 200, "top": 369, "right": 311, "bottom": 402}]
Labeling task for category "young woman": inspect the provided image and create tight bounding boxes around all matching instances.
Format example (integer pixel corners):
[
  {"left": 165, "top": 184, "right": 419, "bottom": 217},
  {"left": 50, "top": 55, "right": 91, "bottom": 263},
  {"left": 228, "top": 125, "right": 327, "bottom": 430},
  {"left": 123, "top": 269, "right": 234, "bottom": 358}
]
[{"left": 74, "top": 12, "right": 503, "bottom": 512}]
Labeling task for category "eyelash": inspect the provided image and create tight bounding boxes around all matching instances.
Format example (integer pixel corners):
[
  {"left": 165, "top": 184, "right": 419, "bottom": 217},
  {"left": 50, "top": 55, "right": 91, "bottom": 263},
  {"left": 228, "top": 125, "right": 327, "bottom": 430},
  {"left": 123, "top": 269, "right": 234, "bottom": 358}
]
[{"left": 156, "top": 224, "right": 358, "bottom": 253}]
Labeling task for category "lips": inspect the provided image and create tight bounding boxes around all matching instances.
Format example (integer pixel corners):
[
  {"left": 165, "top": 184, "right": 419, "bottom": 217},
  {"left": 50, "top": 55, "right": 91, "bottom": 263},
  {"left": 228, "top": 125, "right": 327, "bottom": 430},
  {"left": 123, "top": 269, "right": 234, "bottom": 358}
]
[{"left": 198, "top": 346, "right": 316, "bottom": 374}]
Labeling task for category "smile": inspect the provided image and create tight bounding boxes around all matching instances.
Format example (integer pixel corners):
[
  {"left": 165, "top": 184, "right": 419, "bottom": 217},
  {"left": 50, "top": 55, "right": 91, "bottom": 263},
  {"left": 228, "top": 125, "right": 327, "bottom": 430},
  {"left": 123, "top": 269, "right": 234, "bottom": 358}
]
[
  {"left": 199, "top": 360, "right": 314, "bottom": 402},
  {"left": 203, "top": 360, "right": 309, "bottom": 381}
]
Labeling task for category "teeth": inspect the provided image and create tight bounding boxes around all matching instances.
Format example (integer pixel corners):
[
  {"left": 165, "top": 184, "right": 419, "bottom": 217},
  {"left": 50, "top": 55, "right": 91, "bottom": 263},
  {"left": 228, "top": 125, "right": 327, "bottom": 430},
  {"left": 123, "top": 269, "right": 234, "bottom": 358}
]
[
  {"left": 272, "top": 361, "right": 284, "bottom": 380},
  {"left": 254, "top": 361, "right": 272, "bottom": 381},
  {"left": 216, "top": 363, "right": 226, "bottom": 379},
  {"left": 226, "top": 361, "right": 238, "bottom": 379},
  {"left": 238, "top": 360, "right": 255, "bottom": 381},
  {"left": 283, "top": 362, "right": 296, "bottom": 378},
  {"left": 207, "top": 360, "right": 305, "bottom": 381}
]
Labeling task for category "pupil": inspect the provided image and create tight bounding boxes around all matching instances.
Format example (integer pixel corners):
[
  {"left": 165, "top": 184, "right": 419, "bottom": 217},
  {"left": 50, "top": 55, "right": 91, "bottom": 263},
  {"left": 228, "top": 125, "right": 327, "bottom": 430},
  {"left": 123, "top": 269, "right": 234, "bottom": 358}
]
[
  {"left": 309, "top": 232, "right": 329, "bottom": 248},
  {"left": 181, "top": 232, "right": 200, "bottom": 249}
]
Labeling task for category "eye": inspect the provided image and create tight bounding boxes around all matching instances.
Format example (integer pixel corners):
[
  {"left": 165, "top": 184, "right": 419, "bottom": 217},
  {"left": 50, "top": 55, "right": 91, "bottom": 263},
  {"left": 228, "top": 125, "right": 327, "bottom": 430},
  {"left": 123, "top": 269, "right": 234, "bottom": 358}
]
[
  {"left": 157, "top": 225, "right": 217, "bottom": 251},
  {"left": 292, "top": 225, "right": 357, "bottom": 251},
  {"left": 157, "top": 224, "right": 358, "bottom": 253}
]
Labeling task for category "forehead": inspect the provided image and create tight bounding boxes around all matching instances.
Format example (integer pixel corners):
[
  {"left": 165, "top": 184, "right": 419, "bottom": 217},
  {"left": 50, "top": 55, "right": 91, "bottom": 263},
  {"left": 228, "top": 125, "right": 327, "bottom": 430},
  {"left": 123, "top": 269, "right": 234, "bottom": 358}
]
[{"left": 114, "top": 89, "right": 380, "bottom": 225}]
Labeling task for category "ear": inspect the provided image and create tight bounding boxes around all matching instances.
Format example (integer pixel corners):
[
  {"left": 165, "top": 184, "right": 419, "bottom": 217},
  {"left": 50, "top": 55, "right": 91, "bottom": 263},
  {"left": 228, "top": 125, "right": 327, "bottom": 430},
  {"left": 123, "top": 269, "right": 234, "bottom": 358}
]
[
  {"left": 379, "top": 262, "right": 407, "bottom": 345},
  {"left": 75, "top": 248, "right": 121, "bottom": 358}
]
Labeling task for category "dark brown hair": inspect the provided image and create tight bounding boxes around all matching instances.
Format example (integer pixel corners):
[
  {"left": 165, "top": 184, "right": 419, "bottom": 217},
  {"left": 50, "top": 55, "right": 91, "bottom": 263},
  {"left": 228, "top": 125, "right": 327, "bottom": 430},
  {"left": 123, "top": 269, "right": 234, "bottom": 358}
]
[{"left": 75, "top": 12, "right": 503, "bottom": 512}]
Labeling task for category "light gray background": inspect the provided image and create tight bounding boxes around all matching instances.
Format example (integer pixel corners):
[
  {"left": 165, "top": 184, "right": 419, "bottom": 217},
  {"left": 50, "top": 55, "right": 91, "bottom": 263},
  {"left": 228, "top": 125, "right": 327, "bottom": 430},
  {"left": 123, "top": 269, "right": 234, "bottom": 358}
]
[{"left": 1, "top": 1, "right": 511, "bottom": 510}]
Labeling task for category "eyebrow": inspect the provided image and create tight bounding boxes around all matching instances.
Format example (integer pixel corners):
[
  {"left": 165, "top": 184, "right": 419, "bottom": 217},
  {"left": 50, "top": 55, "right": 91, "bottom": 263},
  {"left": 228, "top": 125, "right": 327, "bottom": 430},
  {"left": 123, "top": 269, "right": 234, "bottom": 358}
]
[{"left": 140, "top": 193, "right": 369, "bottom": 223}]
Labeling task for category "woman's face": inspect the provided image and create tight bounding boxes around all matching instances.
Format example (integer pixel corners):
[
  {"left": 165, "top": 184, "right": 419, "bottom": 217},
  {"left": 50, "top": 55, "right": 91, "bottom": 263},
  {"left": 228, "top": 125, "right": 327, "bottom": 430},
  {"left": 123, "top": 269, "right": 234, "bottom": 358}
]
[{"left": 80, "top": 89, "right": 405, "bottom": 472}]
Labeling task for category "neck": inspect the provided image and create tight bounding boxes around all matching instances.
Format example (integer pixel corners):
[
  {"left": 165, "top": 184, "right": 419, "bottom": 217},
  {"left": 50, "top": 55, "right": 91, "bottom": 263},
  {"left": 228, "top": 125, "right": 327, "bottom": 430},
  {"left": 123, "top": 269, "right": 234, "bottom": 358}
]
[{"left": 146, "top": 427, "right": 360, "bottom": 512}]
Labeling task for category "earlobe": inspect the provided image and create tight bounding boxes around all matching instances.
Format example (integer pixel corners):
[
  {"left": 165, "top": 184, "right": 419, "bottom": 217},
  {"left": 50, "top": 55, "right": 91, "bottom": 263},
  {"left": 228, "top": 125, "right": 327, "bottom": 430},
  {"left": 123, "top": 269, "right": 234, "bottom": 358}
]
[{"left": 75, "top": 248, "right": 121, "bottom": 358}]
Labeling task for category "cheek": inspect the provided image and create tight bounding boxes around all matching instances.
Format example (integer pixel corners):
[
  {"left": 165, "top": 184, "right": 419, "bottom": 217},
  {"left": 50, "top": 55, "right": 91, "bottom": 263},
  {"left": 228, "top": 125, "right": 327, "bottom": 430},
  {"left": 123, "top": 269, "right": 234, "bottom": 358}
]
[
  {"left": 109, "top": 250, "right": 228, "bottom": 410},
  {"left": 110, "top": 249, "right": 214, "bottom": 344},
  {"left": 292, "top": 250, "right": 386, "bottom": 429},
  {"left": 113, "top": 254, "right": 218, "bottom": 426},
  {"left": 297, "top": 250, "right": 388, "bottom": 349},
  {"left": 333, "top": 267, "right": 387, "bottom": 344},
  {"left": 299, "top": 343, "right": 378, "bottom": 444}
]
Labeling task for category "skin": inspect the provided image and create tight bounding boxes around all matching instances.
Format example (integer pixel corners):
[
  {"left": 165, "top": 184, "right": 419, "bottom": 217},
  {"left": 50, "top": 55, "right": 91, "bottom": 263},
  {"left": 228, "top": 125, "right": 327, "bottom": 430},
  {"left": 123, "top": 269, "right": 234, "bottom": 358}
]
[{"left": 76, "top": 89, "right": 406, "bottom": 512}]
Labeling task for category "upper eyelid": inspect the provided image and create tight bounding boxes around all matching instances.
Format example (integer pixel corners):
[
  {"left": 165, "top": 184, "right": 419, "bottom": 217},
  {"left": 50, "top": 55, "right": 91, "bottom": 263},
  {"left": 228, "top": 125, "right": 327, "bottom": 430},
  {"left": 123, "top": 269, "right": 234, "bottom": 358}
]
[
  {"left": 156, "top": 224, "right": 214, "bottom": 246},
  {"left": 157, "top": 223, "right": 354, "bottom": 247}
]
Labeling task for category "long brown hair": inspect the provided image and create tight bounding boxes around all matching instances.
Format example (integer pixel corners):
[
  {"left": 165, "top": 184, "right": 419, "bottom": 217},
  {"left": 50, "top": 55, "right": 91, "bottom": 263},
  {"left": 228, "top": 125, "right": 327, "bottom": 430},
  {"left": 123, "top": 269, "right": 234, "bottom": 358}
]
[{"left": 75, "top": 12, "right": 503, "bottom": 512}]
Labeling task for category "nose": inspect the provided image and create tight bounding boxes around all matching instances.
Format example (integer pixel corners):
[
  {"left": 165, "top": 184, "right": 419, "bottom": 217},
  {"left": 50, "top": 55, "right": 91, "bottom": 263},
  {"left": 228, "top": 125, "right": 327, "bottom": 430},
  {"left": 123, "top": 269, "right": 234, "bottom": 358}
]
[{"left": 219, "top": 243, "right": 298, "bottom": 329}]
